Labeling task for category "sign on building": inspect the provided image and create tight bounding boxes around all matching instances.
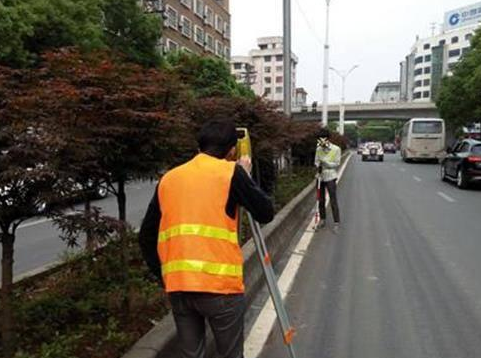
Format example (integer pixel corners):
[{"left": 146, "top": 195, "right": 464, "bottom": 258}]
[{"left": 444, "top": 2, "right": 481, "bottom": 31}]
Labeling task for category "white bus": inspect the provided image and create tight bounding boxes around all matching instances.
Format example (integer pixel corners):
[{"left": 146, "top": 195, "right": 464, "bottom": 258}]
[{"left": 401, "top": 118, "right": 446, "bottom": 162}]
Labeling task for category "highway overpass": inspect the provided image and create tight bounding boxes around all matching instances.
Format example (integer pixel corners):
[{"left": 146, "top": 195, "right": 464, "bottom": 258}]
[{"left": 292, "top": 102, "right": 440, "bottom": 121}]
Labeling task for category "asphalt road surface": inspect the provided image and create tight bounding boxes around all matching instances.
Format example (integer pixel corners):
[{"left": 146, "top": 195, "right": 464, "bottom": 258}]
[
  {"left": 3, "top": 180, "right": 158, "bottom": 279},
  {"left": 258, "top": 153, "right": 481, "bottom": 358}
]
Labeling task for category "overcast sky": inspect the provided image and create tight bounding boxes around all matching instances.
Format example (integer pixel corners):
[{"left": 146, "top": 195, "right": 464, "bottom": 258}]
[{"left": 231, "top": 0, "right": 476, "bottom": 103}]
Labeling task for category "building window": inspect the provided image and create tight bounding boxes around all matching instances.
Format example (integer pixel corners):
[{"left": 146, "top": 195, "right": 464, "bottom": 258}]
[
  {"left": 194, "top": 0, "right": 204, "bottom": 18},
  {"left": 423, "top": 43, "right": 430, "bottom": 50},
  {"left": 265, "top": 77, "right": 272, "bottom": 84},
  {"left": 462, "top": 47, "right": 471, "bottom": 55},
  {"left": 413, "top": 92, "right": 422, "bottom": 99},
  {"left": 194, "top": 26, "right": 204, "bottom": 46},
  {"left": 167, "top": 39, "right": 179, "bottom": 52},
  {"left": 423, "top": 91, "right": 430, "bottom": 98},
  {"left": 448, "top": 63, "right": 457, "bottom": 71},
  {"left": 451, "top": 36, "right": 459, "bottom": 44},
  {"left": 204, "top": 6, "right": 214, "bottom": 26},
  {"left": 414, "top": 80, "right": 422, "bottom": 87},
  {"left": 260, "top": 44, "right": 268, "bottom": 50},
  {"left": 264, "top": 88, "right": 272, "bottom": 95},
  {"left": 424, "top": 55, "right": 431, "bottom": 62},
  {"left": 275, "top": 86, "right": 283, "bottom": 94},
  {"left": 224, "top": 47, "right": 230, "bottom": 59},
  {"left": 424, "top": 67, "right": 431, "bottom": 74},
  {"left": 414, "top": 68, "right": 423, "bottom": 76},
  {"left": 215, "top": 15, "right": 223, "bottom": 33},
  {"left": 265, "top": 66, "right": 271, "bottom": 73},
  {"left": 215, "top": 40, "right": 223, "bottom": 57},
  {"left": 180, "top": 16, "right": 192, "bottom": 38},
  {"left": 449, "top": 49, "right": 461, "bottom": 58},
  {"left": 465, "top": 33, "right": 473, "bottom": 41},
  {"left": 264, "top": 55, "right": 272, "bottom": 62},
  {"left": 180, "top": 0, "right": 192, "bottom": 9},
  {"left": 276, "top": 65, "right": 283, "bottom": 72},
  {"left": 205, "top": 33, "right": 214, "bottom": 52},
  {"left": 423, "top": 79, "right": 431, "bottom": 86},
  {"left": 166, "top": 6, "right": 179, "bottom": 30},
  {"left": 439, "top": 39, "right": 446, "bottom": 46},
  {"left": 233, "top": 63, "right": 242, "bottom": 70},
  {"left": 276, "top": 76, "right": 283, "bottom": 83},
  {"left": 223, "top": 22, "right": 230, "bottom": 39},
  {"left": 276, "top": 55, "right": 283, "bottom": 62},
  {"left": 414, "top": 56, "right": 423, "bottom": 64}
]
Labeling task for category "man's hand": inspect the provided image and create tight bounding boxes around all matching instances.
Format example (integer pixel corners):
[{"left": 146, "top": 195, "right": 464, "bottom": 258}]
[{"left": 238, "top": 155, "right": 252, "bottom": 175}]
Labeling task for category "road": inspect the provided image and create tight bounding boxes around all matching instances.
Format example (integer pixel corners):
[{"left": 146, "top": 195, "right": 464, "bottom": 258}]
[
  {"left": 3, "top": 180, "right": 158, "bottom": 279},
  {"left": 257, "top": 154, "right": 481, "bottom": 358}
]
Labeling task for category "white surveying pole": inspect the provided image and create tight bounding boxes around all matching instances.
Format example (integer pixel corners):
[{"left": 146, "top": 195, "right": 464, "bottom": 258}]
[
  {"left": 322, "top": 0, "right": 331, "bottom": 127},
  {"left": 283, "top": 0, "right": 292, "bottom": 117},
  {"left": 330, "top": 65, "right": 359, "bottom": 135}
]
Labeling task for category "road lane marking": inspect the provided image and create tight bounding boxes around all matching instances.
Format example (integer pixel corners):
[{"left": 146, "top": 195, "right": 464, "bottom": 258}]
[
  {"left": 437, "top": 191, "right": 456, "bottom": 203},
  {"left": 413, "top": 176, "right": 422, "bottom": 182},
  {"left": 245, "top": 153, "right": 352, "bottom": 358},
  {"left": 18, "top": 217, "right": 50, "bottom": 229}
]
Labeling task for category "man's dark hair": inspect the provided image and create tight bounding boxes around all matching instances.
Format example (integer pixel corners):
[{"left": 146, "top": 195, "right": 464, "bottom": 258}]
[
  {"left": 318, "top": 128, "right": 330, "bottom": 139},
  {"left": 197, "top": 120, "right": 238, "bottom": 158}
]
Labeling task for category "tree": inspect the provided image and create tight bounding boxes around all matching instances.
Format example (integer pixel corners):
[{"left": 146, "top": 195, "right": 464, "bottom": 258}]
[{"left": 437, "top": 28, "right": 481, "bottom": 129}]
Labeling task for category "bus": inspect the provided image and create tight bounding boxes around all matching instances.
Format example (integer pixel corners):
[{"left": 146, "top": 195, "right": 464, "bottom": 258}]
[{"left": 401, "top": 118, "right": 446, "bottom": 162}]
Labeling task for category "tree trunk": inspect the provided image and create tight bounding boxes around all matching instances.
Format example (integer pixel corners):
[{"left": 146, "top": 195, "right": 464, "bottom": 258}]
[
  {"left": 1, "top": 233, "right": 16, "bottom": 358},
  {"left": 84, "top": 200, "right": 94, "bottom": 252},
  {"left": 117, "top": 179, "right": 126, "bottom": 222}
]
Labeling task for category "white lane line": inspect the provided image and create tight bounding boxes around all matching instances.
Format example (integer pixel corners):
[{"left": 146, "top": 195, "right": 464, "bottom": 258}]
[
  {"left": 413, "top": 176, "right": 422, "bottom": 182},
  {"left": 244, "top": 153, "right": 352, "bottom": 358},
  {"left": 19, "top": 217, "right": 51, "bottom": 229},
  {"left": 437, "top": 191, "right": 456, "bottom": 203}
]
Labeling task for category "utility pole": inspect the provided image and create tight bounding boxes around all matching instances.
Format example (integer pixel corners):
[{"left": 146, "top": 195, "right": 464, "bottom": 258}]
[
  {"left": 322, "top": 0, "right": 331, "bottom": 127},
  {"left": 283, "top": 0, "right": 292, "bottom": 117},
  {"left": 240, "top": 64, "right": 257, "bottom": 88},
  {"left": 330, "top": 65, "right": 359, "bottom": 135}
]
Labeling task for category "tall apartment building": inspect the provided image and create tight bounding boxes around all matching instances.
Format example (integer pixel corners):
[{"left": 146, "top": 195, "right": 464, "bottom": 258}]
[
  {"left": 400, "top": 2, "right": 481, "bottom": 102},
  {"left": 230, "top": 37, "right": 299, "bottom": 107},
  {"left": 157, "top": 0, "right": 231, "bottom": 59}
]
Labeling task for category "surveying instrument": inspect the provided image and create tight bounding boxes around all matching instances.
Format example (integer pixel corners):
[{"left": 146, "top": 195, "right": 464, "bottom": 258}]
[{"left": 236, "top": 128, "right": 298, "bottom": 358}]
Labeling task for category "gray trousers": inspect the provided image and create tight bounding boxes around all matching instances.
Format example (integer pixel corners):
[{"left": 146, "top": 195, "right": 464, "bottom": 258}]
[
  {"left": 319, "top": 179, "right": 340, "bottom": 223},
  {"left": 169, "top": 292, "right": 245, "bottom": 358}
]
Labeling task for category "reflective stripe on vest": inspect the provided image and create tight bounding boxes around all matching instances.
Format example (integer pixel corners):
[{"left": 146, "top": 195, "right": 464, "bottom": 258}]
[
  {"left": 159, "top": 224, "right": 238, "bottom": 245},
  {"left": 162, "top": 260, "right": 243, "bottom": 277}
]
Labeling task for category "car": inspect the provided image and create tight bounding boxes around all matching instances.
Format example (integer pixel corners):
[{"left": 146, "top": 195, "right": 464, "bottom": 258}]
[
  {"left": 362, "top": 142, "right": 384, "bottom": 162},
  {"left": 383, "top": 142, "right": 397, "bottom": 153},
  {"left": 357, "top": 143, "right": 366, "bottom": 155},
  {"left": 440, "top": 139, "right": 481, "bottom": 189}
]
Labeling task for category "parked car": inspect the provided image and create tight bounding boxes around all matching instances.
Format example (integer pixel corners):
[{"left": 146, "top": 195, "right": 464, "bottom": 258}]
[
  {"left": 440, "top": 139, "right": 481, "bottom": 189},
  {"left": 357, "top": 143, "right": 366, "bottom": 155},
  {"left": 362, "top": 142, "right": 384, "bottom": 162},
  {"left": 383, "top": 142, "right": 397, "bottom": 153}
]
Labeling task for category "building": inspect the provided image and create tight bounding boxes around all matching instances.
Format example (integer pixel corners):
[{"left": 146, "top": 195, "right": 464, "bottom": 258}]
[
  {"left": 400, "top": 2, "right": 481, "bottom": 102},
  {"left": 157, "top": 0, "right": 231, "bottom": 60},
  {"left": 231, "top": 37, "right": 299, "bottom": 107},
  {"left": 295, "top": 88, "right": 308, "bottom": 106},
  {"left": 370, "top": 82, "right": 401, "bottom": 103}
]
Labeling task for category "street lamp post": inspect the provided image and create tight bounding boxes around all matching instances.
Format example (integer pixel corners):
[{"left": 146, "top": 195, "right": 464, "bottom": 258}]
[
  {"left": 329, "top": 65, "right": 359, "bottom": 135},
  {"left": 283, "top": 0, "right": 292, "bottom": 117},
  {"left": 321, "top": 0, "right": 331, "bottom": 128}
]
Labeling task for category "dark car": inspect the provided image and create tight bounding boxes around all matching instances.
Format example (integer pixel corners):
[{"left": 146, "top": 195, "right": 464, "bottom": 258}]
[
  {"left": 383, "top": 142, "right": 397, "bottom": 153},
  {"left": 440, "top": 139, "right": 481, "bottom": 189}
]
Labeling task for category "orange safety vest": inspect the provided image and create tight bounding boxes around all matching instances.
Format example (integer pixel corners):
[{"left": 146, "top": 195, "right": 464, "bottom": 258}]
[{"left": 157, "top": 153, "right": 243, "bottom": 294}]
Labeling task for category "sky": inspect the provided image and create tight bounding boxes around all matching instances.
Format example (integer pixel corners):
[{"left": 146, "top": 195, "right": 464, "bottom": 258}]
[{"left": 230, "top": 0, "right": 477, "bottom": 104}]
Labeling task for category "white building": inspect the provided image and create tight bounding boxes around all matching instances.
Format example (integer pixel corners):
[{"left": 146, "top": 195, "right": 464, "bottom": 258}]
[
  {"left": 370, "top": 82, "right": 401, "bottom": 103},
  {"left": 231, "top": 37, "right": 299, "bottom": 107},
  {"left": 400, "top": 2, "right": 481, "bottom": 102}
]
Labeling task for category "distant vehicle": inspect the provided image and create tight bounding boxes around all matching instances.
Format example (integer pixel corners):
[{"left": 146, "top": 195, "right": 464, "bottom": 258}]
[
  {"left": 362, "top": 142, "right": 384, "bottom": 162},
  {"left": 357, "top": 143, "right": 366, "bottom": 155},
  {"left": 383, "top": 142, "right": 397, "bottom": 153},
  {"left": 440, "top": 139, "right": 481, "bottom": 189},
  {"left": 400, "top": 118, "right": 446, "bottom": 162}
]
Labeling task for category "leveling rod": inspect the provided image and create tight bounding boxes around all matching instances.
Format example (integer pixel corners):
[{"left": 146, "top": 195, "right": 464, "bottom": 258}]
[{"left": 236, "top": 128, "right": 298, "bottom": 358}]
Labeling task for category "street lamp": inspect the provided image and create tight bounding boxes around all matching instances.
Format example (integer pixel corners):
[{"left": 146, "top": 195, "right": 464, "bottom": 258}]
[
  {"left": 321, "top": 0, "right": 331, "bottom": 128},
  {"left": 329, "top": 65, "right": 359, "bottom": 135}
]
